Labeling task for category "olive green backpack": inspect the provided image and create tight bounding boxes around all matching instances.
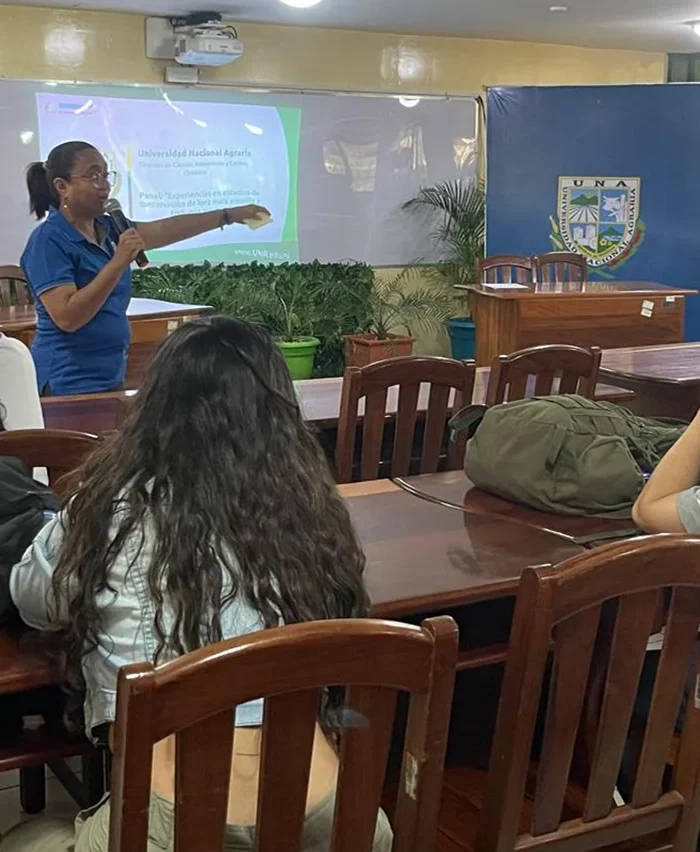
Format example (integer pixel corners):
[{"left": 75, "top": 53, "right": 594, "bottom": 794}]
[{"left": 450, "top": 395, "right": 687, "bottom": 519}]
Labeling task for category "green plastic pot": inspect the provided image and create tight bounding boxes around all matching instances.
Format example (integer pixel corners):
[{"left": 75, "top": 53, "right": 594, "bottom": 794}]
[{"left": 277, "top": 337, "right": 321, "bottom": 380}]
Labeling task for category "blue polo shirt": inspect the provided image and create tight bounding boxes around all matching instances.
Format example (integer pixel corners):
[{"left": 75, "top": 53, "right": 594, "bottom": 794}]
[{"left": 20, "top": 207, "right": 131, "bottom": 396}]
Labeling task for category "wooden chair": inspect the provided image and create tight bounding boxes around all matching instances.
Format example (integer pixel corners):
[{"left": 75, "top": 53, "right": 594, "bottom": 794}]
[
  {"left": 438, "top": 535, "right": 700, "bottom": 852},
  {"left": 0, "top": 428, "right": 105, "bottom": 812},
  {"left": 0, "top": 266, "right": 31, "bottom": 308},
  {"left": 479, "top": 255, "right": 534, "bottom": 285},
  {"left": 0, "top": 428, "right": 101, "bottom": 496},
  {"left": 533, "top": 252, "right": 588, "bottom": 285},
  {"left": 335, "top": 356, "right": 476, "bottom": 483},
  {"left": 485, "top": 344, "right": 602, "bottom": 405},
  {"left": 109, "top": 616, "right": 458, "bottom": 852}
]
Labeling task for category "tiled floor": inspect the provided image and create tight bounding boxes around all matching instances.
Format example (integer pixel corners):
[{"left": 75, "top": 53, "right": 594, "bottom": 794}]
[{"left": 0, "top": 767, "right": 80, "bottom": 837}]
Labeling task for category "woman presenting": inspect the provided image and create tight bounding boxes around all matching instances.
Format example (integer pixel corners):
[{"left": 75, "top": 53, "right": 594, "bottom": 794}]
[{"left": 21, "top": 140, "right": 269, "bottom": 396}]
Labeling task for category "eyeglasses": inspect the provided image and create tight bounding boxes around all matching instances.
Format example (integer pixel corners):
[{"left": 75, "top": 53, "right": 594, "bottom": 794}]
[{"left": 72, "top": 170, "right": 117, "bottom": 188}]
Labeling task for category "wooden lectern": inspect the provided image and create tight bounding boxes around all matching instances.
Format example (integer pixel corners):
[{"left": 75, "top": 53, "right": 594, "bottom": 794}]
[{"left": 465, "top": 280, "right": 696, "bottom": 366}]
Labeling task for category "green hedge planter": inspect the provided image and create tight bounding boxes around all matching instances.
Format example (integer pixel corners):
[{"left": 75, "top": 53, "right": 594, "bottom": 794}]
[
  {"left": 278, "top": 337, "right": 321, "bottom": 380},
  {"left": 132, "top": 261, "right": 374, "bottom": 378}
]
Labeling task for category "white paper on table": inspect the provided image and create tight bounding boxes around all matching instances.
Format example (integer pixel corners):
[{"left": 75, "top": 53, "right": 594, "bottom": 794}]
[
  {"left": 127, "top": 298, "right": 211, "bottom": 315},
  {"left": 481, "top": 282, "right": 529, "bottom": 290},
  {"left": 646, "top": 631, "right": 665, "bottom": 652}
]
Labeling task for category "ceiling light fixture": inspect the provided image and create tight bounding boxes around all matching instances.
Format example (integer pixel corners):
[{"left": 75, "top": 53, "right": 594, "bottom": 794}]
[
  {"left": 692, "top": 22, "right": 700, "bottom": 36},
  {"left": 398, "top": 96, "right": 421, "bottom": 108},
  {"left": 280, "top": 0, "right": 322, "bottom": 7},
  {"left": 549, "top": 5, "right": 568, "bottom": 10}
]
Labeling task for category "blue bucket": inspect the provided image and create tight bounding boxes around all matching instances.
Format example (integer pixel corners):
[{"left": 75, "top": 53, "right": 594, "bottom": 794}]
[{"left": 446, "top": 317, "right": 476, "bottom": 360}]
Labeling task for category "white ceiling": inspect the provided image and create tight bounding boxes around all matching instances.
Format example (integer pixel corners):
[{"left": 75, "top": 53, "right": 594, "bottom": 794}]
[{"left": 4, "top": 0, "right": 700, "bottom": 53}]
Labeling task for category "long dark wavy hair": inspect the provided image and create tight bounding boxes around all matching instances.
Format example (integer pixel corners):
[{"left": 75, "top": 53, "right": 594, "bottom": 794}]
[{"left": 48, "top": 316, "right": 368, "bottom": 725}]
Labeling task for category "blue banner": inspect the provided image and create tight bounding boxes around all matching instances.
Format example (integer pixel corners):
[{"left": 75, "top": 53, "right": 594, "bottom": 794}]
[{"left": 486, "top": 85, "right": 700, "bottom": 338}]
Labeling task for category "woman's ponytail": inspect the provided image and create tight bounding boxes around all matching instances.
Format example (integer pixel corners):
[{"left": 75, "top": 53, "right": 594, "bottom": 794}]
[{"left": 26, "top": 162, "right": 54, "bottom": 220}]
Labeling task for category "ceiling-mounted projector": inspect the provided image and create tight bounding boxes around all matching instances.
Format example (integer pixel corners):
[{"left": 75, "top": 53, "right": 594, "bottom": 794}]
[{"left": 173, "top": 14, "right": 243, "bottom": 66}]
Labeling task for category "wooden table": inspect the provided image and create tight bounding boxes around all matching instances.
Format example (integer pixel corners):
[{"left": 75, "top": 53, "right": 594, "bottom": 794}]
[
  {"left": 392, "top": 471, "right": 638, "bottom": 544},
  {"left": 599, "top": 342, "right": 700, "bottom": 421},
  {"left": 465, "top": 281, "right": 695, "bottom": 367},
  {"left": 0, "top": 478, "right": 585, "bottom": 697},
  {"left": 345, "top": 480, "right": 583, "bottom": 619},
  {"left": 42, "top": 366, "right": 633, "bottom": 434},
  {"left": 0, "top": 630, "right": 60, "bottom": 696},
  {"left": 0, "top": 298, "right": 213, "bottom": 390}
]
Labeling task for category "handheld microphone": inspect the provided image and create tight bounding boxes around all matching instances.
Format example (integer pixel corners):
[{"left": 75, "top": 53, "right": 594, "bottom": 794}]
[{"left": 105, "top": 198, "right": 149, "bottom": 269}]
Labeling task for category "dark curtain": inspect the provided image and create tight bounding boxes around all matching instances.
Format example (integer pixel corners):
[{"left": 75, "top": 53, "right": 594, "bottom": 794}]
[{"left": 667, "top": 53, "right": 700, "bottom": 82}]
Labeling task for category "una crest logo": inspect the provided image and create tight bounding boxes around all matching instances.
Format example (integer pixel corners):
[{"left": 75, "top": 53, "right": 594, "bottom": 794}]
[{"left": 549, "top": 177, "right": 645, "bottom": 276}]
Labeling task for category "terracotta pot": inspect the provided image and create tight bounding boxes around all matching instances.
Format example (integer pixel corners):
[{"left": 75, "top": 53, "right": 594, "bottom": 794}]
[{"left": 344, "top": 333, "right": 415, "bottom": 367}]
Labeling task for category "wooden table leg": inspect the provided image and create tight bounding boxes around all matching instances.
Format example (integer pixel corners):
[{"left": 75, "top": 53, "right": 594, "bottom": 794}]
[
  {"left": 82, "top": 752, "right": 107, "bottom": 805},
  {"left": 19, "top": 764, "right": 45, "bottom": 813}
]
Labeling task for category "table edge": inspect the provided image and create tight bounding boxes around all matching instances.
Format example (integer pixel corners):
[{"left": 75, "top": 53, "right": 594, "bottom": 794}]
[
  {"left": 465, "top": 285, "right": 696, "bottom": 300},
  {"left": 599, "top": 365, "right": 700, "bottom": 388}
]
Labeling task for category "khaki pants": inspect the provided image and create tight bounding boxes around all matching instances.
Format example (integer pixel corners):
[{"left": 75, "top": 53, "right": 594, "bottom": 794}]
[
  {"left": 0, "top": 819, "right": 74, "bottom": 851},
  {"left": 0, "top": 793, "right": 393, "bottom": 852}
]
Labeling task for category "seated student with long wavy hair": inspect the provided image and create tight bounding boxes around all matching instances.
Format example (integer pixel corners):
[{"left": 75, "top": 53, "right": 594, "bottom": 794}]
[{"left": 4, "top": 316, "right": 392, "bottom": 852}]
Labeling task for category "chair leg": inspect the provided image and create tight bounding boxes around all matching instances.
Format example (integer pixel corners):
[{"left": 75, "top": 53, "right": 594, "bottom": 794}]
[
  {"left": 19, "top": 764, "right": 45, "bottom": 814},
  {"left": 81, "top": 752, "right": 106, "bottom": 806}
]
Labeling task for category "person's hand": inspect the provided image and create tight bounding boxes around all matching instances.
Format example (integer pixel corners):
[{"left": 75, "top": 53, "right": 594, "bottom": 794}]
[
  {"left": 114, "top": 228, "right": 146, "bottom": 268},
  {"left": 228, "top": 205, "right": 271, "bottom": 225}
]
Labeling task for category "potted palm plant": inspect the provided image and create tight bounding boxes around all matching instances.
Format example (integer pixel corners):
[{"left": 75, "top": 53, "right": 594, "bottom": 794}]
[
  {"left": 345, "top": 271, "right": 456, "bottom": 367},
  {"left": 273, "top": 288, "right": 321, "bottom": 380},
  {"left": 403, "top": 179, "right": 485, "bottom": 360},
  {"left": 241, "top": 271, "right": 321, "bottom": 380}
]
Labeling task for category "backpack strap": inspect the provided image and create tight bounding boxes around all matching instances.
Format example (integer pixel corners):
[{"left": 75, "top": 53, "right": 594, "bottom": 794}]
[
  {"left": 573, "top": 527, "right": 642, "bottom": 546},
  {"left": 449, "top": 404, "right": 489, "bottom": 442}
]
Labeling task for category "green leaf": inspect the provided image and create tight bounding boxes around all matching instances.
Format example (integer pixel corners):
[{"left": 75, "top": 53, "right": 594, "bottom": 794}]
[
  {"left": 132, "top": 260, "right": 375, "bottom": 376},
  {"left": 402, "top": 179, "right": 485, "bottom": 308}
]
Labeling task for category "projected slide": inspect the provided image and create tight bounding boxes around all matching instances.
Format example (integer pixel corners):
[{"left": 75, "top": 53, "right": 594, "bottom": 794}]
[{"left": 36, "top": 92, "right": 301, "bottom": 264}]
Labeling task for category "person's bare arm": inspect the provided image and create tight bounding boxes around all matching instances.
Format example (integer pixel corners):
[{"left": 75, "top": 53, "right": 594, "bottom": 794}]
[
  {"left": 40, "top": 229, "right": 145, "bottom": 333},
  {"left": 632, "top": 411, "right": 700, "bottom": 533},
  {"left": 136, "top": 205, "right": 270, "bottom": 251}
]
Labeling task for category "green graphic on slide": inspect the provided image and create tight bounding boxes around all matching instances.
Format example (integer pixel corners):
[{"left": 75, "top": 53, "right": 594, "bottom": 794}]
[
  {"left": 278, "top": 106, "right": 300, "bottom": 246},
  {"left": 151, "top": 241, "right": 299, "bottom": 265}
]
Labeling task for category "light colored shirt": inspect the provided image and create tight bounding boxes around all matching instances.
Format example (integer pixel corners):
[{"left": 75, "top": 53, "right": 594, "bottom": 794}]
[
  {"left": 677, "top": 487, "right": 700, "bottom": 533},
  {"left": 10, "top": 508, "right": 266, "bottom": 739},
  {"left": 0, "top": 334, "right": 44, "bottom": 430}
]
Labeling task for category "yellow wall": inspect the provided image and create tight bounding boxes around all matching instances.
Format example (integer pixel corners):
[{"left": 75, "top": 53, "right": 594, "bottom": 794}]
[
  {"left": 0, "top": 5, "right": 665, "bottom": 93},
  {"left": 0, "top": 5, "right": 667, "bottom": 355}
]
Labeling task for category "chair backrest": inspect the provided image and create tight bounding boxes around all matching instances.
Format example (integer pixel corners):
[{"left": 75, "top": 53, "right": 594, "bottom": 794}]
[
  {"left": 0, "top": 266, "right": 31, "bottom": 308},
  {"left": 476, "top": 535, "right": 700, "bottom": 852},
  {"left": 109, "top": 616, "right": 458, "bottom": 852},
  {"left": 534, "top": 252, "right": 588, "bottom": 285},
  {"left": 335, "top": 356, "right": 476, "bottom": 483},
  {"left": 485, "top": 344, "right": 602, "bottom": 405},
  {"left": 479, "top": 255, "right": 534, "bottom": 285},
  {"left": 0, "top": 429, "right": 102, "bottom": 495}
]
